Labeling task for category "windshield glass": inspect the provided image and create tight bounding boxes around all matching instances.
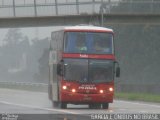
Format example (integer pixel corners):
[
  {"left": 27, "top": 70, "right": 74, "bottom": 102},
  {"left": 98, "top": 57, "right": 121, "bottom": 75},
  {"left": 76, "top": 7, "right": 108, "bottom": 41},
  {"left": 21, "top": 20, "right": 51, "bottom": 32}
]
[
  {"left": 64, "top": 59, "right": 88, "bottom": 83},
  {"left": 64, "top": 32, "right": 113, "bottom": 54},
  {"left": 64, "top": 59, "right": 114, "bottom": 83},
  {"left": 89, "top": 59, "right": 114, "bottom": 83}
]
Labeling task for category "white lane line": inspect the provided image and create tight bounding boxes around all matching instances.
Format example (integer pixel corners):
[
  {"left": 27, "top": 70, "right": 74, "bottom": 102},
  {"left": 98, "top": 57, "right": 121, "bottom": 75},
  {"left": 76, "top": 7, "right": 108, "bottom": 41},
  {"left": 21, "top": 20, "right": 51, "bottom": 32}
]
[
  {"left": 140, "top": 111, "right": 148, "bottom": 113},
  {"left": 115, "top": 100, "right": 160, "bottom": 108},
  {"left": 0, "top": 81, "right": 48, "bottom": 86},
  {"left": 0, "top": 100, "right": 77, "bottom": 114}
]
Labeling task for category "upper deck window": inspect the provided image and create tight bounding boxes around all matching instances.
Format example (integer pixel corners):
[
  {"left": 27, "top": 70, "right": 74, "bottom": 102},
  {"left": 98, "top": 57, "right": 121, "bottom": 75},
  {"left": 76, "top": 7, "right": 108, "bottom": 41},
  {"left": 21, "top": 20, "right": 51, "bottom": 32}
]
[{"left": 64, "top": 32, "right": 113, "bottom": 54}]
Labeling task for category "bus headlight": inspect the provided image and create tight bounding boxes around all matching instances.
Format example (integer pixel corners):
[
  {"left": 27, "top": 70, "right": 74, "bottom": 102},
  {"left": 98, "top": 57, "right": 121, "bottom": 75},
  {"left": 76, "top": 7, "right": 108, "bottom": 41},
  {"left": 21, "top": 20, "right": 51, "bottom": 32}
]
[
  {"left": 99, "top": 90, "right": 104, "bottom": 94},
  {"left": 62, "top": 85, "right": 67, "bottom": 90},
  {"left": 72, "top": 89, "right": 76, "bottom": 93},
  {"left": 109, "top": 87, "right": 113, "bottom": 92}
]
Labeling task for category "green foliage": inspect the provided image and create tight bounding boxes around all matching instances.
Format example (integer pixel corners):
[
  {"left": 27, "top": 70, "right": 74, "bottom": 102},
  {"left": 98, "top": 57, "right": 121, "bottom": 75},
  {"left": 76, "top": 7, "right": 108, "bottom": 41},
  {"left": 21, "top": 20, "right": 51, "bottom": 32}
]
[
  {"left": 0, "top": 28, "right": 30, "bottom": 74},
  {"left": 115, "top": 92, "right": 160, "bottom": 103},
  {"left": 0, "top": 28, "right": 49, "bottom": 83},
  {"left": 112, "top": 24, "right": 160, "bottom": 85},
  {"left": 3, "top": 28, "right": 23, "bottom": 45},
  {"left": 111, "top": 0, "right": 160, "bottom": 14},
  {"left": 108, "top": 0, "right": 160, "bottom": 93}
]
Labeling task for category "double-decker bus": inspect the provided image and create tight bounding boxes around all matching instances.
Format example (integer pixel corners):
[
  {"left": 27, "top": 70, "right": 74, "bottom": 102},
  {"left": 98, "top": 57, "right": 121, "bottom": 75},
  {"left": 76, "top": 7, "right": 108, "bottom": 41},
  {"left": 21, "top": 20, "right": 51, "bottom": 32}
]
[{"left": 48, "top": 25, "right": 120, "bottom": 109}]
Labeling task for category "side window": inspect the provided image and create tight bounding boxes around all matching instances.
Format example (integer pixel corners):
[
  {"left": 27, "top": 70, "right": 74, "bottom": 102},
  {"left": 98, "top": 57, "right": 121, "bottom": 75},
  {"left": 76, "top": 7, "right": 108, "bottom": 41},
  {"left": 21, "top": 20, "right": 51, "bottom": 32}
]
[
  {"left": 64, "top": 32, "right": 68, "bottom": 52},
  {"left": 64, "top": 32, "right": 76, "bottom": 53},
  {"left": 58, "top": 31, "right": 64, "bottom": 51},
  {"left": 51, "top": 32, "right": 57, "bottom": 50},
  {"left": 53, "top": 31, "right": 63, "bottom": 51}
]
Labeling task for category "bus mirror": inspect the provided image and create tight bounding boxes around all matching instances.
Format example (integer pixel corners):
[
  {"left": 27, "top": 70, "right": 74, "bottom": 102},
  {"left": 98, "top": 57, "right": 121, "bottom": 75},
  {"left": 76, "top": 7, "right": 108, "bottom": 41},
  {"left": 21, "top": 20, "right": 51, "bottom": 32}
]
[
  {"left": 114, "top": 61, "right": 120, "bottom": 77},
  {"left": 57, "top": 63, "right": 63, "bottom": 76},
  {"left": 116, "top": 67, "right": 120, "bottom": 77}
]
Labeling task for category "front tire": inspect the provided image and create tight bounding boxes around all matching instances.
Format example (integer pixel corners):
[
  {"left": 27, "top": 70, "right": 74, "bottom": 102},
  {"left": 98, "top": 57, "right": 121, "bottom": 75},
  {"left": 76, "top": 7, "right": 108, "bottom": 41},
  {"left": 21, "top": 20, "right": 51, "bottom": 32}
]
[
  {"left": 89, "top": 104, "right": 101, "bottom": 109},
  {"left": 102, "top": 103, "right": 109, "bottom": 109},
  {"left": 59, "top": 102, "right": 67, "bottom": 109},
  {"left": 52, "top": 101, "right": 59, "bottom": 108},
  {"left": 48, "top": 84, "right": 52, "bottom": 100}
]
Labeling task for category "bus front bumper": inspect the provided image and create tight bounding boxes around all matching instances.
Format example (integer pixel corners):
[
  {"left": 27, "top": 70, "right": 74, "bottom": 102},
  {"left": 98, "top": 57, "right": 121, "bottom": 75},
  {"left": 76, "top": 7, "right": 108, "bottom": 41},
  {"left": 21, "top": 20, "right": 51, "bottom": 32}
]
[{"left": 60, "top": 91, "right": 113, "bottom": 104}]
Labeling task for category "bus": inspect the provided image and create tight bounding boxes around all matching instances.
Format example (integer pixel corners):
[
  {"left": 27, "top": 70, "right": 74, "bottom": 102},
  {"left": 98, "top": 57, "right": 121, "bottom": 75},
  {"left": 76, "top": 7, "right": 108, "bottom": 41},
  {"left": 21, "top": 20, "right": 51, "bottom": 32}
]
[{"left": 48, "top": 25, "right": 120, "bottom": 109}]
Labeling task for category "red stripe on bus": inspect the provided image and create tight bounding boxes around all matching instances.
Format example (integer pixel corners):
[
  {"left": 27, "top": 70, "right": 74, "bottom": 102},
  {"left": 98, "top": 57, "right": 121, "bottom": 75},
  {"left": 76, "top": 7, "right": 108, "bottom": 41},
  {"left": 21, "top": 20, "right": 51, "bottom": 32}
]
[{"left": 62, "top": 53, "right": 115, "bottom": 60}]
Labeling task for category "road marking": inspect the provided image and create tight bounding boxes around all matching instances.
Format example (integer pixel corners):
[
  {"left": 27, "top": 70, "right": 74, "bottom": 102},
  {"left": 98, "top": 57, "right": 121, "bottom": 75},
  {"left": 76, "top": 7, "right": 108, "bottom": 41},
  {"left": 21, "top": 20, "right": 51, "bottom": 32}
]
[
  {"left": 0, "top": 100, "right": 78, "bottom": 114},
  {"left": 0, "top": 81, "right": 48, "bottom": 86},
  {"left": 140, "top": 111, "right": 148, "bottom": 113},
  {"left": 115, "top": 100, "right": 160, "bottom": 108}
]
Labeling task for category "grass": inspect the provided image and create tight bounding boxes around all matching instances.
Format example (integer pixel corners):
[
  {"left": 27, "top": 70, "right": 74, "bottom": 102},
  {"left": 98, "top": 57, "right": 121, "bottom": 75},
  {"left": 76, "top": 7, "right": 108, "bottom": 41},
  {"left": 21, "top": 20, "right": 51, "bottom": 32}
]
[{"left": 115, "top": 92, "right": 160, "bottom": 103}]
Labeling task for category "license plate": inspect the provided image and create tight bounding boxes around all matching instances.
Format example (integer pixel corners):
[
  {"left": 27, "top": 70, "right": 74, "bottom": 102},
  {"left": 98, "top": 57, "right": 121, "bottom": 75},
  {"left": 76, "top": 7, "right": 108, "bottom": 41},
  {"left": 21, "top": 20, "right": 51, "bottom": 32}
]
[{"left": 83, "top": 97, "right": 92, "bottom": 100}]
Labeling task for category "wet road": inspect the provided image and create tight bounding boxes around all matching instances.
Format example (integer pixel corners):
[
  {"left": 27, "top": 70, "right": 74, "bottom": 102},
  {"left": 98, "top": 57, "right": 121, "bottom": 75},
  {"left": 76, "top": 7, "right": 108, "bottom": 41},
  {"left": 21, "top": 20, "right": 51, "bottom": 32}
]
[{"left": 0, "top": 88, "right": 160, "bottom": 120}]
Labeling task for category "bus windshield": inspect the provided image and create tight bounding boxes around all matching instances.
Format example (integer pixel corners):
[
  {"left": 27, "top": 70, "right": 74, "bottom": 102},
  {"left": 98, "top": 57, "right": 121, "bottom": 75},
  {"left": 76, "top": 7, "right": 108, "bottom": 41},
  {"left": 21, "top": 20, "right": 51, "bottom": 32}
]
[
  {"left": 64, "top": 59, "right": 114, "bottom": 83},
  {"left": 64, "top": 32, "right": 113, "bottom": 54}
]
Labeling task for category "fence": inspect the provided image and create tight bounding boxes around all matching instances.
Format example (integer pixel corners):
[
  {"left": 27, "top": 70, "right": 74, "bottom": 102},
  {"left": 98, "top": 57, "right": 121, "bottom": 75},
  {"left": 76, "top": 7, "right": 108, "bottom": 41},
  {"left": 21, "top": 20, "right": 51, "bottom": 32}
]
[{"left": 0, "top": 0, "right": 160, "bottom": 17}]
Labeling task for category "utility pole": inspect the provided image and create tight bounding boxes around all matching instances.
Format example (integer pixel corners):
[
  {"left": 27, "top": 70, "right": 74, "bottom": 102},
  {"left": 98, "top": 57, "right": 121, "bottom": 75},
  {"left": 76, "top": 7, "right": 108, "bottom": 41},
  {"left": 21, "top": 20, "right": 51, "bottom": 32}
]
[
  {"left": 34, "top": 0, "right": 37, "bottom": 16},
  {"left": 76, "top": 0, "right": 79, "bottom": 15},
  {"left": 100, "top": 0, "right": 104, "bottom": 26},
  {"left": 13, "top": 0, "right": 16, "bottom": 17},
  {"left": 55, "top": 0, "right": 58, "bottom": 15},
  {"left": 92, "top": 0, "right": 95, "bottom": 14}
]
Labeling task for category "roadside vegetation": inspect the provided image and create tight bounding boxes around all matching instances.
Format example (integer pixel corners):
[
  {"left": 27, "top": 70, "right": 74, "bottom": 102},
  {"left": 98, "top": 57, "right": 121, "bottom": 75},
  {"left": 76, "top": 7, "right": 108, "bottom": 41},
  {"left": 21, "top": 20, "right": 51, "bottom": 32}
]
[{"left": 115, "top": 92, "right": 160, "bottom": 103}]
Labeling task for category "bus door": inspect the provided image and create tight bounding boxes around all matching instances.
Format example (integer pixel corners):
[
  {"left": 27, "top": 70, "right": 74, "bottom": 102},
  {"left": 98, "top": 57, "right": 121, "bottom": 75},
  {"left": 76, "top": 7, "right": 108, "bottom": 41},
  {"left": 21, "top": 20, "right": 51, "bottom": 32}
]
[{"left": 49, "top": 50, "right": 59, "bottom": 101}]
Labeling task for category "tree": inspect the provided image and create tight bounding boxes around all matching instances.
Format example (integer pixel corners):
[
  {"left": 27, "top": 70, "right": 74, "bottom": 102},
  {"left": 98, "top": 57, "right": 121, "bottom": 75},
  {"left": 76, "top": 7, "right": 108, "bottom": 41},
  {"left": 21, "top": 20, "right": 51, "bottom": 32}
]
[
  {"left": 38, "top": 48, "right": 49, "bottom": 82},
  {"left": 28, "top": 37, "right": 50, "bottom": 83},
  {"left": 109, "top": 1, "right": 160, "bottom": 93},
  {"left": 3, "top": 28, "right": 23, "bottom": 46},
  {"left": 0, "top": 28, "right": 30, "bottom": 81}
]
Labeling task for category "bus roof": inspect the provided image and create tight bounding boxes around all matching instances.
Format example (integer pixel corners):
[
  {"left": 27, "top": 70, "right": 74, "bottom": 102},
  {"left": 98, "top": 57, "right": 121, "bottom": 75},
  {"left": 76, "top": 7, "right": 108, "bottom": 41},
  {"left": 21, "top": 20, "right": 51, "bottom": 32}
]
[{"left": 64, "top": 25, "right": 113, "bottom": 33}]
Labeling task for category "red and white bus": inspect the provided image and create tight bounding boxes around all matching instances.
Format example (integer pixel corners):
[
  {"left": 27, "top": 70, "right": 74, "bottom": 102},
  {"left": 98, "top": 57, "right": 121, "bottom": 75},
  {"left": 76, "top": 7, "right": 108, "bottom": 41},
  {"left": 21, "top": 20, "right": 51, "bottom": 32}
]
[{"left": 48, "top": 25, "right": 120, "bottom": 109}]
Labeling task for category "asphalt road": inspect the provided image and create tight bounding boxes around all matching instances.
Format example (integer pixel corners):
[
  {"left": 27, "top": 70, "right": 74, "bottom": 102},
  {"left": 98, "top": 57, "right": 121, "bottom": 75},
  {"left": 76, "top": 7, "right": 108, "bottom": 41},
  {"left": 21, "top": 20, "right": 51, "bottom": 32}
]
[{"left": 0, "top": 88, "right": 160, "bottom": 120}]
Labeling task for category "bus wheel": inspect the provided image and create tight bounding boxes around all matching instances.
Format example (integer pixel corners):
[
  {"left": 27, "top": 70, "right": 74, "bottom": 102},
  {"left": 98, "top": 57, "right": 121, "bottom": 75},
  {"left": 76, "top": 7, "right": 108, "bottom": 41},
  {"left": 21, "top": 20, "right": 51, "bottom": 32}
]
[
  {"left": 89, "top": 104, "right": 93, "bottom": 109},
  {"left": 48, "top": 84, "right": 52, "bottom": 100},
  {"left": 89, "top": 104, "right": 101, "bottom": 109},
  {"left": 102, "top": 103, "right": 109, "bottom": 109},
  {"left": 52, "top": 101, "right": 59, "bottom": 108},
  {"left": 60, "top": 102, "right": 67, "bottom": 109}
]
